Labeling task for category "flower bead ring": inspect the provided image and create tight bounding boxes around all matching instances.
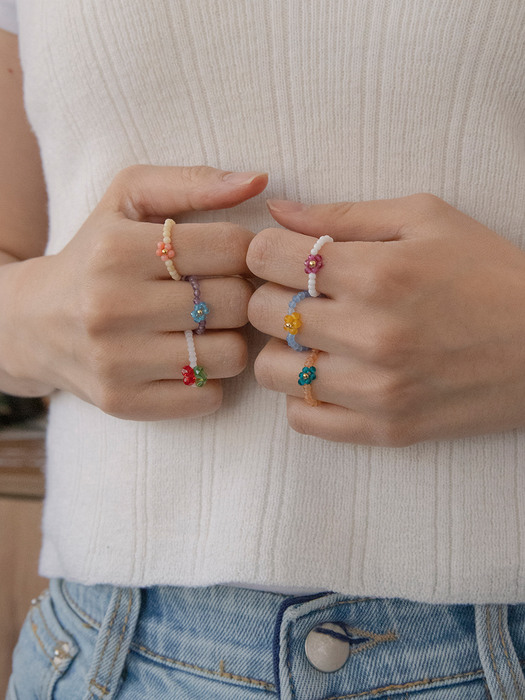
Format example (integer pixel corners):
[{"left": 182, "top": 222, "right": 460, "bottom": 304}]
[
  {"left": 156, "top": 218, "right": 182, "bottom": 281},
  {"left": 186, "top": 275, "right": 209, "bottom": 335},
  {"left": 305, "top": 235, "right": 333, "bottom": 297},
  {"left": 182, "top": 330, "right": 207, "bottom": 387},
  {"left": 285, "top": 291, "right": 311, "bottom": 352},
  {"left": 299, "top": 349, "right": 320, "bottom": 407}
]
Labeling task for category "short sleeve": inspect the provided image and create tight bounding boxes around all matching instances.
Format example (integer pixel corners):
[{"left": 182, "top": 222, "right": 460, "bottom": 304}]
[{"left": 0, "top": 0, "right": 18, "bottom": 34}]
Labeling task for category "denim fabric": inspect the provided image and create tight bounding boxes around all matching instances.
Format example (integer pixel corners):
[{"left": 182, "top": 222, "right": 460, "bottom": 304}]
[{"left": 6, "top": 579, "right": 525, "bottom": 700}]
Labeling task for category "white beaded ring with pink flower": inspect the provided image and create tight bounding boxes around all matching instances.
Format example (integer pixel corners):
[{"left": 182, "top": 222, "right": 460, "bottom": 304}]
[
  {"left": 156, "top": 218, "right": 182, "bottom": 281},
  {"left": 304, "top": 235, "right": 333, "bottom": 297}
]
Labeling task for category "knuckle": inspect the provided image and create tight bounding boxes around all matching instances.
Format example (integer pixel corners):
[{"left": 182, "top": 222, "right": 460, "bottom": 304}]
[
  {"left": 80, "top": 287, "right": 118, "bottom": 336},
  {"left": 253, "top": 345, "right": 276, "bottom": 390},
  {"left": 405, "top": 192, "right": 446, "bottom": 220},
  {"left": 193, "top": 384, "right": 223, "bottom": 416},
  {"left": 109, "top": 164, "right": 143, "bottom": 190},
  {"left": 364, "top": 321, "right": 409, "bottom": 367},
  {"left": 221, "top": 278, "right": 253, "bottom": 324},
  {"left": 214, "top": 331, "right": 248, "bottom": 377},
  {"left": 247, "top": 284, "right": 272, "bottom": 332},
  {"left": 107, "top": 165, "right": 144, "bottom": 215},
  {"left": 216, "top": 222, "right": 253, "bottom": 261},
  {"left": 246, "top": 228, "right": 281, "bottom": 277},
  {"left": 371, "top": 371, "right": 416, "bottom": 416},
  {"left": 87, "top": 344, "right": 122, "bottom": 385},
  {"left": 329, "top": 201, "right": 358, "bottom": 219},
  {"left": 372, "top": 417, "right": 417, "bottom": 448},
  {"left": 92, "top": 381, "right": 126, "bottom": 418},
  {"left": 286, "top": 400, "right": 312, "bottom": 436},
  {"left": 180, "top": 164, "right": 214, "bottom": 185},
  {"left": 87, "top": 230, "right": 124, "bottom": 274},
  {"left": 359, "top": 255, "right": 413, "bottom": 303}
]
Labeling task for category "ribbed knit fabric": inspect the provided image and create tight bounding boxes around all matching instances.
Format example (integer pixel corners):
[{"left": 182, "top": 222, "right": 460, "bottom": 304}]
[
  {"left": 0, "top": 0, "right": 16, "bottom": 34},
  {"left": 10, "top": 0, "right": 525, "bottom": 602}
]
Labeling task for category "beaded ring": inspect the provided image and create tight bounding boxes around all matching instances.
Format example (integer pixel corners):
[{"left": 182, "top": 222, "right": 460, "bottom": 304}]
[
  {"left": 182, "top": 330, "right": 207, "bottom": 387},
  {"left": 284, "top": 291, "right": 311, "bottom": 351},
  {"left": 305, "top": 235, "right": 333, "bottom": 297},
  {"left": 298, "top": 348, "right": 320, "bottom": 407},
  {"left": 186, "top": 275, "right": 209, "bottom": 335},
  {"left": 156, "top": 218, "right": 182, "bottom": 281}
]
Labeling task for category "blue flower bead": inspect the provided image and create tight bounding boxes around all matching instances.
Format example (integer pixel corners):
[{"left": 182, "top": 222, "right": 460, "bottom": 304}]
[{"left": 191, "top": 302, "right": 210, "bottom": 323}]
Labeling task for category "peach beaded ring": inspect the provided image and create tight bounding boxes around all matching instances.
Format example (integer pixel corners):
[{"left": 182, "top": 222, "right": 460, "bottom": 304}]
[
  {"left": 298, "top": 348, "right": 320, "bottom": 407},
  {"left": 156, "top": 218, "right": 182, "bottom": 281},
  {"left": 304, "top": 235, "right": 333, "bottom": 297}
]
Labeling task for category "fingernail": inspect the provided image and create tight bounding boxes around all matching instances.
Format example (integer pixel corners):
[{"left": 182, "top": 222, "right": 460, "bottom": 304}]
[
  {"left": 222, "top": 171, "right": 267, "bottom": 185},
  {"left": 266, "top": 198, "right": 307, "bottom": 213}
]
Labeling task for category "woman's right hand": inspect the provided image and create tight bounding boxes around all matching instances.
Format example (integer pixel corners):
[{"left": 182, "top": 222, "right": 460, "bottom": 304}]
[{"left": 1, "top": 165, "right": 267, "bottom": 420}]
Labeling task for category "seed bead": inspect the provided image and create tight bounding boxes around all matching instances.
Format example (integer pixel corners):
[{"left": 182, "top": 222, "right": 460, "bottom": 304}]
[
  {"left": 156, "top": 219, "right": 182, "bottom": 281},
  {"left": 304, "top": 235, "right": 333, "bottom": 297}
]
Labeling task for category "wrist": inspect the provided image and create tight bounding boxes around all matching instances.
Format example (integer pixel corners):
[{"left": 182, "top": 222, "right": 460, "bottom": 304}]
[{"left": 0, "top": 256, "right": 54, "bottom": 396}]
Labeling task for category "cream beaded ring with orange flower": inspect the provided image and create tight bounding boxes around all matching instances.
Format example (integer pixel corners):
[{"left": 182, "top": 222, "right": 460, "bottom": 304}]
[{"left": 155, "top": 218, "right": 182, "bottom": 281}]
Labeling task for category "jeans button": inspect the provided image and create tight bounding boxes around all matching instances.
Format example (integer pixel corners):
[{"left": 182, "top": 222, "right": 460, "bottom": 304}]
[{"left": 305, "top": 622, "right": 351, "bottom": 672}]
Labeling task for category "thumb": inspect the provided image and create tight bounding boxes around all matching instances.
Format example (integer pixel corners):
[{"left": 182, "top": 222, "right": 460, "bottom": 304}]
[
  {"left": 266, "top": 196, "right": 414, "bottom": 242},
  {"left": 104, "top": 165, "right": 268, "bottom": 221}
]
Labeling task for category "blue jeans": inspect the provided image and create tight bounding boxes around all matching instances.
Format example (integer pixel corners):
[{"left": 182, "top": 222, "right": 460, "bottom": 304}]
[{"left": 6, "top": 578, "right": 525, "bottom": 699}]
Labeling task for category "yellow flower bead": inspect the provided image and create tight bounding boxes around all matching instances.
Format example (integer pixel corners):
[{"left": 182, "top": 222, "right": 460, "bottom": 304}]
[{"left": 283, "top": 312, "right": 302, "bottom": 334}]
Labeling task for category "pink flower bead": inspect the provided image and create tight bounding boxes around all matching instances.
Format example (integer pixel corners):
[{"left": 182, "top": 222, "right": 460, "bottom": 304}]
[
  {"left": 156, "top": 241, "right": 175, "bottom": 261},
  {"left": 304, "top": 254, "right": 323, "bottom": 274}
]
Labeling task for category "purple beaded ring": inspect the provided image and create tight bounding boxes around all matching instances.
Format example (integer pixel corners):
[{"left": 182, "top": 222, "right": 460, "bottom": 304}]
[{"left": 186, "top": 275, "right": 210, "bottom": 335}]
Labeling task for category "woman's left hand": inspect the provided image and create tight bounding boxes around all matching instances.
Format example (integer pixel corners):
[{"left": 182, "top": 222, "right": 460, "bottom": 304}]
[{"left": 247, "top": 193, "right": 525, "bottom": 446}]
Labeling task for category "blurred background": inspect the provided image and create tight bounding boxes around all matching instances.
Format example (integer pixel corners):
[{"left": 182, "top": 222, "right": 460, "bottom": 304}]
[{"left": 0, "top": 392, "right": 48, "bottom": 696}]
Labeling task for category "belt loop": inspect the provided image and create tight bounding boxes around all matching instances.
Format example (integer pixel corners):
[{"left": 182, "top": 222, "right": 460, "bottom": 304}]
[
  {"left": 475, "top": 604, "right": 525, "bottom": 700},
  {"left": 82, "top": 587, "right": 141, "bottom": 700}
]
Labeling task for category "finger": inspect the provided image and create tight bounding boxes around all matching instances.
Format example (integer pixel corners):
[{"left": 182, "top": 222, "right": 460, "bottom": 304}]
[
  {"left": 265, "top": 193, "right": 449, "bottom": 242},
  {"left": 89, "top": 330, "right": 248, "bottom": 385},
  {"left": 255, "top": 340, "right": 416, "bottom": 446},
  {"left": 249, "top": 282, "right": 381, "bottom": 358},
  {"left": 247, "top": 226, "right": 390, "bottom": 297},
  {"left": 286, "top": 397, "right": 383, "bottom": 445},
  {"left": 253, "top": 337, "right": 374, "bottom": 409},
  {"left": 88, "top": 277, "right": 252, "bottom": 333},
  {"left": 134, "top": 220, "right": 255, "bottom": 278},
  {"left": 149, "top": 277, "right": 253, "bottom": 332},
  {"left": 97, "top": 379, "right": 224, "bottom": 422},
  {"left": 102, "top": 165, "right": 268, "bottom": 221}
]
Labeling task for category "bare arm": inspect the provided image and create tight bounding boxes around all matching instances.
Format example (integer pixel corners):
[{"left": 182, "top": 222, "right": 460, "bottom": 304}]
[{"left": 0, "top": 28, "right": 51, "bottom": 395}]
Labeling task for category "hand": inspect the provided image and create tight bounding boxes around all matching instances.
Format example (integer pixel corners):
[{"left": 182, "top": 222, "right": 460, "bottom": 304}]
[
  {"left": 247, "top": 193, "right": 525, "bottom": 445},
  {"left": 3, "top": 165, "right": 268, "bottom": 420}
]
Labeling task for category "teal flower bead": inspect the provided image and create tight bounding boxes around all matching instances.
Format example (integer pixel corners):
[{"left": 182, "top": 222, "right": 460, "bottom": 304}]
[{"left": 298, "top": 366, "right": 316, "bottom": 386}]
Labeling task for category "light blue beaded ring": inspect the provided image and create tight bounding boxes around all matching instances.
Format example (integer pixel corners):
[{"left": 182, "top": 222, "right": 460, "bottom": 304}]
[{"left": 283, "top": 290, "right": 311, "bottom": 352}]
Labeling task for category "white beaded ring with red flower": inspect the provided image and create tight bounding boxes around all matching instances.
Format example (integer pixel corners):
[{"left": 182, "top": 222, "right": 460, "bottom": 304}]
[
  {"left": 304, "top": 235, "right": 333, "bottom": 297},
  {"left": 156, "top": 218, "right": 182, "bottom": 281},
  {"left": 181, "top": 330, "right": 207, "bottom": 387}
]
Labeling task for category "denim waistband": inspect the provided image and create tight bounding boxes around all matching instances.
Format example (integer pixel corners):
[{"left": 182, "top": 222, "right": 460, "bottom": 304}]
[{"left": 51, "top": 579, "right": 525, "bottom": 699}]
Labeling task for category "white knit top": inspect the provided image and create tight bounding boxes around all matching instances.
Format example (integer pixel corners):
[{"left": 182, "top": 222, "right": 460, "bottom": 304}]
[{"left": 6, "top": 0, "right": 525, "bottom": 603}]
